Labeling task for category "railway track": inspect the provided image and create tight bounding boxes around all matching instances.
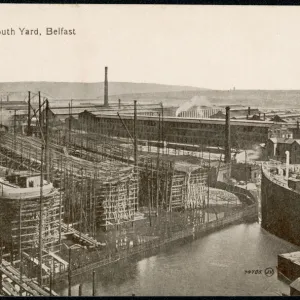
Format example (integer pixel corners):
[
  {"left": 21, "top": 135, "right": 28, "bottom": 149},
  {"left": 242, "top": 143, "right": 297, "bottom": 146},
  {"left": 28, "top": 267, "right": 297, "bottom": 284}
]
[{"left": 0, "top": 259, "right": 57, "bottom": 296}]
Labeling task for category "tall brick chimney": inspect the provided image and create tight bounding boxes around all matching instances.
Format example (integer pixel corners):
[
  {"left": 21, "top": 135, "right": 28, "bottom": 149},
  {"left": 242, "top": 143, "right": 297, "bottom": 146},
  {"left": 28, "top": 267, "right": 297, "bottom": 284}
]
[
  {"left": 225, "top": 106, "right": 231, "bottom": 163},
  {"left": 104, "top": 66, "right": 108, "bottom": 107}
]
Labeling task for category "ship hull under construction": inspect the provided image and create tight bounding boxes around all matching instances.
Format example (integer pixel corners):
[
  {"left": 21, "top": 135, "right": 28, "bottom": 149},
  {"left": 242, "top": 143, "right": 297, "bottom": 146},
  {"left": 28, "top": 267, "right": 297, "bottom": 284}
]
[{"left": 0, "top": 190, "right": 62, "bottom": 259}]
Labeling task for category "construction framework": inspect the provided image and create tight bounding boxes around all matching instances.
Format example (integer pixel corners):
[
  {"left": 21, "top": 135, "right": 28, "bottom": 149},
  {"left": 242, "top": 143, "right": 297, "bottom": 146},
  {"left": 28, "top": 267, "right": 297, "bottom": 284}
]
[
  {"left": 139, "top": 157, "right": 210, "bottom": 212},
  {"left": 0, "top": 191, "right": 62, "bottom": 254},
  {"left": 0, "top": 131, "right": 139, "bottom": 233}
]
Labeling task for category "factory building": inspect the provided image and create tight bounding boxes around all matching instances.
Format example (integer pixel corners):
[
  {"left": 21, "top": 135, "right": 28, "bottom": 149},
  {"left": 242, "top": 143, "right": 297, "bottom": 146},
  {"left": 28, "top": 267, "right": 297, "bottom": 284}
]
[
  {"left": 175, "top": 96, "right": 259, "bottom": 120},
  {"left": 265, "top": 138, "right": 300, "bottom": 164},
  {"left": 78, "top": 110, "right": 272, "bottom": 150},
  {"left": 231, "top": 163, "right": 261, "bottom": 183},
  {"left": 268, "top": 124, "right": 293, "bottom": 139}
]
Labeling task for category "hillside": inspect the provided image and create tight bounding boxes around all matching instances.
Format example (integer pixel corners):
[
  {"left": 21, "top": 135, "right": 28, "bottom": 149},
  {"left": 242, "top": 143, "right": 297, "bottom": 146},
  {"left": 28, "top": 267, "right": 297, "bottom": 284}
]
[
  {"left": 107, "top": 89, "right": 300, "bottom": 108},
  {"left": 1, "top": 82, "right": 300, "bottom": 109},
  {"left": 0, "top": 82, "right": 204, "bottom": 101}
]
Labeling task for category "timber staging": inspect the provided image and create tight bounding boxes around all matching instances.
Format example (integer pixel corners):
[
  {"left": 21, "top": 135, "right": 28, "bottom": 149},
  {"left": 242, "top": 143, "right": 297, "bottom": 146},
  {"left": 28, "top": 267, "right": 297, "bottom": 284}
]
[
  {"left": 0, "top": 131, "right": 139, "bottom": 230},
  {"left": 56, "top": 203, "right": 258, "bottom": 281}
]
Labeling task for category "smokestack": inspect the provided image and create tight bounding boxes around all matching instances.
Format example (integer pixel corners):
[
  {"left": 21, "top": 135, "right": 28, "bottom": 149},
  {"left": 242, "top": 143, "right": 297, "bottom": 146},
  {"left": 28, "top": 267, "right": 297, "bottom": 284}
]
[
  {"left": 248, "top": 107, "right": 251, "bottom": 115},
  {"left": 264, "top": 113, "right": 266, "bottom": 121},
  {"left": 285, "top": 151, "right": 290, "bottom": 180},
  {"left": 118, "top": 99, "right": 121, "bottom": 109},
  {"left": 104, "top": 66, "right": 108, "bottom": 107},
  {"left": 225, "top": 106, "right": 231, "bottom": 163}
]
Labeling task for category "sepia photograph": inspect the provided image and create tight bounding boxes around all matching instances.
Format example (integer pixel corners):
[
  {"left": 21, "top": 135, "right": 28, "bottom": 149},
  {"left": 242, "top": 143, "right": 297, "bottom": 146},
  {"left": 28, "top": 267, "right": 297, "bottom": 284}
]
[{"left": 0, "top": 3, "right": 299, "bottom": 296}]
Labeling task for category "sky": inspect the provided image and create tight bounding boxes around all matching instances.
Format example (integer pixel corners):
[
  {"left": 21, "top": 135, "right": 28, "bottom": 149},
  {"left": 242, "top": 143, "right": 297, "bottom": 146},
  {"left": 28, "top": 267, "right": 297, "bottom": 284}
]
[{"left": 0, "top": 5, "right": 300, "bottom": 90}]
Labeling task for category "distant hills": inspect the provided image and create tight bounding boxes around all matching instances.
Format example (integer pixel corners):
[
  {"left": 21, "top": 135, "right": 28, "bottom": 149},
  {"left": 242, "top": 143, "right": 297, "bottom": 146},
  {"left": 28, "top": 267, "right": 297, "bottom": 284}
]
[
  {"left": 0, "top": 82, "right": 204, "bottom": 101},
  {"left": 1, "top": 82, "right": 300, "bottom": 109},
  {"left": 107, "top": 89, "right": 300, "bottom": 109}
]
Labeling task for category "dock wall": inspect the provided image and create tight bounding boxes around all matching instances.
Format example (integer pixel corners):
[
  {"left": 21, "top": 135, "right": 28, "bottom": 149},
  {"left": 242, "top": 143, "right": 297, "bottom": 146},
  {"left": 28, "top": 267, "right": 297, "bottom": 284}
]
[
  {"left": 54, "top": 204, "right": 257, "bottom": 281},
  {"left": 261, "top": 166, "right": 300, "bottom": 246},
  {"left": 215, "top": 181, "right": 257, "bottom": 205}
]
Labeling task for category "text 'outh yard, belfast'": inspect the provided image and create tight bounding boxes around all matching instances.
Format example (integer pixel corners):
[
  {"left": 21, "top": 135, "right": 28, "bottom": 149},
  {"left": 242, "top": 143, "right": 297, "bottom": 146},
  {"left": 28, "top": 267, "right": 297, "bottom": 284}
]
[{"left": 0, "top": 27, "right": 76, "bottom": 36}]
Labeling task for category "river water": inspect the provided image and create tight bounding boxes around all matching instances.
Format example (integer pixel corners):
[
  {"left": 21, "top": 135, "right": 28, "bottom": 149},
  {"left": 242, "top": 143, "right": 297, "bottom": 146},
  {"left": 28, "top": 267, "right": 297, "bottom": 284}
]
[{"left": 55, "top": 221, "right": 299, "bottom": 296}]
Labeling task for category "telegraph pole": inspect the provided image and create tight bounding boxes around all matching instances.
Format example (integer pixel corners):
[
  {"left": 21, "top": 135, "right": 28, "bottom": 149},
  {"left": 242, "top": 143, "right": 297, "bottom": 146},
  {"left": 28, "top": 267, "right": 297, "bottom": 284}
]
[
  {"left": 68, "top": 102, "right": 71, "bottom": 144},
  {"left": 14, "top": 110, "right": 16, "bottom": 136},
  {"left": 225, "top": 106, "right": 231, "bottom": 163},
  {"left": 68, "top": 248, "right": 72, "bottom": 296},
  {"left": 27, "top": 91, "right": 31, "bottom": 136},
  {"left": 161, "top": 102, "right": 164, "bottom": 155},
  {"left": 13, "top": 110, "right": 17, "bottom": 150},
  {"left": 156, "top": 113, "right": 161, "bottom": 215},
  {"left": 19, "top": 199, "right": 23, "bottom": 296},
  {"left": 38, "top": 145, "right": 44, "bottom": 286},
  {"left": 133, "top": 100, "right": 138, "bottom": 166},
  {"left": 38, "top": 92, "right": 42, "bottom": 136},
  {"left": 245, "top": 150, "right": 248, "bottom": 190},
  {"left": 0, "top": 238, "right": 3, "bottom": 293},
  {"left": 207, "top": 150, "right": 210, "bottom": 208},
  {"left": 0, "top": 95, "right": 2, "bottom": 126},
  {"left": 45, "top": 99, "right": 49, "bottom": 183}
]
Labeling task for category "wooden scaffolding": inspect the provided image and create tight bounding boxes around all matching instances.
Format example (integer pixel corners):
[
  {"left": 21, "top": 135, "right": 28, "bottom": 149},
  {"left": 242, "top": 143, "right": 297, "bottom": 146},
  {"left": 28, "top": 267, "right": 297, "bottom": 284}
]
[{"left": 0, "top": 191, "right": 62, "bottom": 263}]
